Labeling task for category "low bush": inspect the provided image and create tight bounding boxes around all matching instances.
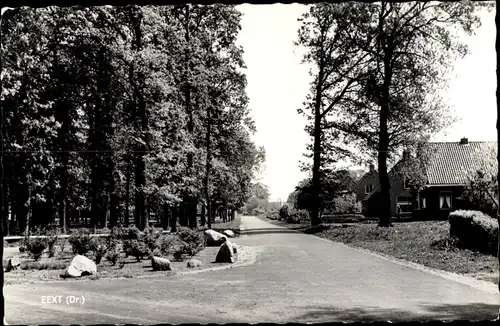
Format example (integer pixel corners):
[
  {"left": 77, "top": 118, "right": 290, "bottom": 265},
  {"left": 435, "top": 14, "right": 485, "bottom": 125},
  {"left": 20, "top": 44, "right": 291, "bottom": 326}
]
[
  {"left": 158, "top": 234, "right": 178, "bottom": 255},
  {"left": 42, "top": 229, "right": 59, "bottom": 258},
  {"left": 252, "top": 207, "right": 265, "bottom": 216},
  {"left": 25, "top": 238, "right": 48, "bottom": 260},
  {"left": 21, "top": 260, "right": 67, "bottom": 270},
  {"left": 322, "top": 214, "right": 365, "bottom": 223},
  {"left": 449, "top": 210, "right": 498, "bottom": 256},
  {"left": 143, "top": 226, "right": 162, "bottom": 252},
  {"left": 68, "top": 229, "right": 92, "bottom": 255},
  {"left": 123, "top": 239, "right": 149, "bottom": 262},
  {"left": 177, "top": 227, "right": 205, "bottom": 257},
  {"left": 279, "top": 205, "right": 290, "bottom": 220},
  {"left": 111, "top": 226, "right": 141, "bottom": 241},
  {"left": 333, "top": 193, "right": 362, "bottom": 214},
  {"left": 19, "top": 237, "right": 28, "bottom": 253},
  {"left": 105, "top": 245, "right": 120, "bottom": 265},
  {"left": 173, "top": 247, "right": 185, "bottom": 261},
  {"left": 89, "top": 237, "right": 108, "bottom": 264}
]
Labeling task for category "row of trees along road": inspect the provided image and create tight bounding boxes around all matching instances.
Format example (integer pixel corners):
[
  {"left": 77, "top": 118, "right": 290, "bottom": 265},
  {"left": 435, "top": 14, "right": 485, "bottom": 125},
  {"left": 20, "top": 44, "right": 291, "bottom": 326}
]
[
  {"left": 296, "top": 1, "right": 494, "bottom": 227},
  {"left": 1, "top": 5, "right": 265, "bottom": 235}
]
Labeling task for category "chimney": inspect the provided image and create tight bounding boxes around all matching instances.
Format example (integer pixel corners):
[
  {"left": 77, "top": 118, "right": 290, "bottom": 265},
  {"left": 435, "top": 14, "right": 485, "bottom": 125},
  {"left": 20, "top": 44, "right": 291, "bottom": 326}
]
[
  {"left": 459, "top": 137, "right": 468, "bottom": 145},
  {"left": 402, "top": 150, "right": 411, "bottom": 160},
  {"left": 369, "top": 164, "right": 375, "bottom": 172}
]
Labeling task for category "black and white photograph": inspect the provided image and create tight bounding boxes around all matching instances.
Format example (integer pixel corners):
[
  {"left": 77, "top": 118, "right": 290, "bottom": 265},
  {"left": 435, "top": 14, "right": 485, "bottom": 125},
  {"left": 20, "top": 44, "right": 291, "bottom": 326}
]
[{"left": 1, "top": 1, "right": 499, "bottom": 323}]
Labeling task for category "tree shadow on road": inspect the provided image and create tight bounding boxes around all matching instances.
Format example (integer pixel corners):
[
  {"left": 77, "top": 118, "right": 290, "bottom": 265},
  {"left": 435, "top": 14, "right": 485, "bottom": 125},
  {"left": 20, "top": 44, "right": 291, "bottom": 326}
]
[
  {"left": 241, "top": 227, "right": 308, "bottom": 236},
  {"left": 293, "top": 303, "right": 499, "bottom": 322}
]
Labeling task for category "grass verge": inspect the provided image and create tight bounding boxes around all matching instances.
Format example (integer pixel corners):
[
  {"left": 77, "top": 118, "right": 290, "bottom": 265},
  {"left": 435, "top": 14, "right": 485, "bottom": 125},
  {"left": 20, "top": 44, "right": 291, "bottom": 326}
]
[
  {"left": 4, "top": 244, "right": 235, "bottom": 285},
  {"left": 258, "top": 215, "right": 499, "bottom": 284}
]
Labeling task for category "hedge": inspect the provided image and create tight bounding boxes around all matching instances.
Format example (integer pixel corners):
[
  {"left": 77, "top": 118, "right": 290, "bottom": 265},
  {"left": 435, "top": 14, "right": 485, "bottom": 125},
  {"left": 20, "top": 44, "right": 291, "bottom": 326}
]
[
  {"left": 448, "top": 210, "right": 498, "bottom": 256},
  {"left": 321, "top": 214, "right": 366, "bottom": 224}
]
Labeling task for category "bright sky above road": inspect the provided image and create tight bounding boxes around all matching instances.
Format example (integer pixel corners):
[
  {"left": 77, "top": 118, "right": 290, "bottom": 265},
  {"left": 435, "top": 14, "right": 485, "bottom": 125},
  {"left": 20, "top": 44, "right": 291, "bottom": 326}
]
[{"left": 236, "top": 4, "right": 497, "bottom": 202}]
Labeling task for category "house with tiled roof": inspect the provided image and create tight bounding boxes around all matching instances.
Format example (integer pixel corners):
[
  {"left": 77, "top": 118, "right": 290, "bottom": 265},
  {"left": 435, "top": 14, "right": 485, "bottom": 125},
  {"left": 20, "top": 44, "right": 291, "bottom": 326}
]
[
  {"left": 362, "top": 138, "right": 498, "bottom": 219},
  {"left": 355, "top": 164, "right": 379, "bottom": 203}
]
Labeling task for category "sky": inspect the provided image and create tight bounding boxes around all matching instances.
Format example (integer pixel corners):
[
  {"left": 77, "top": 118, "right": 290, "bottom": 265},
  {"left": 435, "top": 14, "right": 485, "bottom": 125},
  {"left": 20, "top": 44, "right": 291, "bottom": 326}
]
[{"left": 235, "top": 4, "right": 497, "bottom": 202}]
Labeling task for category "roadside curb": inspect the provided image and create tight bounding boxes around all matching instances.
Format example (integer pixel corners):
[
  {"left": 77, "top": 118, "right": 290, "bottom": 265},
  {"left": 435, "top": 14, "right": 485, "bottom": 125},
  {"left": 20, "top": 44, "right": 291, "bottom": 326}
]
[{"left": 312, "top": 232, "right": 499, "bottom": 295}]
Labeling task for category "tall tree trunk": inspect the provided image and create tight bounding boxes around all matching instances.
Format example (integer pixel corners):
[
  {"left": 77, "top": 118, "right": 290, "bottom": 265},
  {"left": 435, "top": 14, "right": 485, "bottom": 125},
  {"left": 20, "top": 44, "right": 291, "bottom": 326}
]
[
  {"left": 125, "top": 159, "right": 131, "bottom": 226},
  {"left": 24, "top": 175, "right": 32, "bottom": 237},
  {"left": 201, "top": 204, "right": 206, "bottom": 227},
  {"left": 170, "top": 205, "right": 178, "bottom": 233},
  {"left": 58, "top": 104, "right": 70, "bottom": 234},
  {"left": 163, "top": 203, "right": 170, "bottom": 230},
  {"left": 90, "top": 158, "right": 100, "bottom": 230},
  {"left": 204, "top": 97, "right": 212, "bottom": 229},
  {"left": 109, "top": 169, "right": 118, "bottom": 228},
  {"left": 311, "top": 62, "right": 325, "bottom": 227},
  {"left": 2, "top": 173, "right": 9, "bottom": 236},
  {"left": 377, "top": 14, "right": 393, "bottom": 228},
  {"left": 188, "top": 197, "right": 198, "bottom": 229}
]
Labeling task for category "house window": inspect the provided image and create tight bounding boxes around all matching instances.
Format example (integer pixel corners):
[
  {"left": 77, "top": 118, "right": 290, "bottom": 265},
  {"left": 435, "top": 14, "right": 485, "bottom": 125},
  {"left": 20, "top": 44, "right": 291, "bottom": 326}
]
[
  {"left": 397, "top": 196, "right": 413, "bottom": 213},
  {"left": 439, "top": 191, "right": 452, "bottom": 210},
  {"left": 403, "top": 179, "right": 410, "bottom": 189},
  {"left": 365, "top": 184, "right": 373, "bottom": 194},
  {"left": 422, "top": 197, "right": 426, "bottom": 209}
]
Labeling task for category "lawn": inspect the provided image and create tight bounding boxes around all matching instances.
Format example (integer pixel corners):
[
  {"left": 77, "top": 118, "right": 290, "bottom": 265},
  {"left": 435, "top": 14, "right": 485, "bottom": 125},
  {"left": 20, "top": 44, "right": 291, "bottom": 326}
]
[
  {"left": 258, "top": 215, "right": 499, "bottom": 284},
  {"left": 3, "top": 223, "right": 242, "bottom": 285}
]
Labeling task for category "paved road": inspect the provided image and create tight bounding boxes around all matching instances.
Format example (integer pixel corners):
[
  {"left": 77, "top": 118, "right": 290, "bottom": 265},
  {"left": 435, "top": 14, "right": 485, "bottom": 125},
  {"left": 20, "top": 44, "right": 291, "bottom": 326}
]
[{"left": 5, "top": 216, "right": 499, "bottom": 324}]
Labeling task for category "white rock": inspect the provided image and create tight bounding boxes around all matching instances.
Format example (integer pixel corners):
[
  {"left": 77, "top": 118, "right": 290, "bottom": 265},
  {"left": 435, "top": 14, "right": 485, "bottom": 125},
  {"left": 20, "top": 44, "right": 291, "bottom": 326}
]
[
  {"left": 215, "top": 240, "right": 236, "bottom": 263},
  {"left": 204, "top": 229, "right": 227, "bottom": 246},
  {"left": 223, "top": 230, "right": 235, "bottom": 238},
  {"left": 64, "top": 255, "right": 97, "bottom": 277},
  {"left": 152, "top": 256, "right": 171, "bottom": 271},
  {"left": 6, "top": 257, "right": 21, "bottom": 272},
  {"left": 187, "top": 259, "right": 202, "bottom": 268}
]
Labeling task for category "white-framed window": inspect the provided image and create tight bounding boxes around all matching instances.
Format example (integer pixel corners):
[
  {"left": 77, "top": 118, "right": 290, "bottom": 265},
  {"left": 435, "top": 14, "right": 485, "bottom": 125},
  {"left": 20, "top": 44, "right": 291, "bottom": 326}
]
[
  {"left": 397, "top": 196, "right": 413, "bottom": 213},
  {"left": 403, "top": 179, "right": 411, "bottom": 189},
  {"left": 365, "top": 184, "right": 373, "bottom": 194},
  {"left": 439, "top": 191, "right": 452, "bottom": 210}
]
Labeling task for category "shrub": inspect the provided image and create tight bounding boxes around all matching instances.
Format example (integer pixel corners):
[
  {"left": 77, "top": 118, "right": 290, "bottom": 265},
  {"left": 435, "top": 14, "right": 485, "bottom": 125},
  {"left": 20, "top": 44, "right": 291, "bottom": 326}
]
[
  {"left": 279, "top": 205, "right": 290, "bottom": 220},
  {"left": 143, "top": 226, "right": 162, "bottom": 252},
  {"left": 333, "top": 193, "right": 362, "bottom": 214},
  {"left": 177, "top": 227, "right": 205, "bottom": 257},
  {"left": 159, "top": 234, "right": 179, "bottom": 255},
  {"left": 123, "top": 239, "right": 149, "bottom": 262},
  {"left": 449, "top": 210, "right": 498, "bottom": 256},
  {"left": 68, "top": 229, "right": 92, "bottom": 255},
  {"left": 89, "top": 237, "right": 108, "bottom": 264},
  {"left": 21, "top": 260, "right": 67, "bottom": 270},
  {"left": 25, "top": 238, "right": 48, "bottom": 260},
  {"left": 19, "top": 237, "right": 28, "bottom": 253},
  {"left": 295, "top": 209, "right": 310, "bottom": 221},
  {"left": 173, "top": 248, "right": 185, "bottom": 261},
  {"left": 42, "top": 229, "right": 59, "bottom": 258},
  {"left": 110, "top": 226, "right": 141, "bottom": 241},
  {"left": 59, "top": 237, "right": 67, "bottom": 254},
  {"left": 105, "top": 244, "right": 120, "bottom": 265},
  {"left": 252, "top": 207, "right": 265, "bottom": 216}
]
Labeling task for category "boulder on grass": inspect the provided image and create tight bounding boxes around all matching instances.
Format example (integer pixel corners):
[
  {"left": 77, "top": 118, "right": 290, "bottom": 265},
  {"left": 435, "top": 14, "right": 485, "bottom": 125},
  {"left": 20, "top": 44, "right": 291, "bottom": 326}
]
[
  {"left": 204, "top": 229, "right": 227, "bottom": 246},
  {"left": 215, "top": 240, "right": 236, "bottom": 263},
  {"left": 62, "top": 255, "right": 97, "bottom": 278},
  {"left": 152, "top": 256, "right": 171, "bottom": 271},
  {"left": 6, "top": 257, "right": 21, "bottom": 272},
  {"left": 223, "top": 230, "right": 235, "bottom": 238},
  {"left": 187, "top": 259, "right": 202, "bottom": 268}
]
